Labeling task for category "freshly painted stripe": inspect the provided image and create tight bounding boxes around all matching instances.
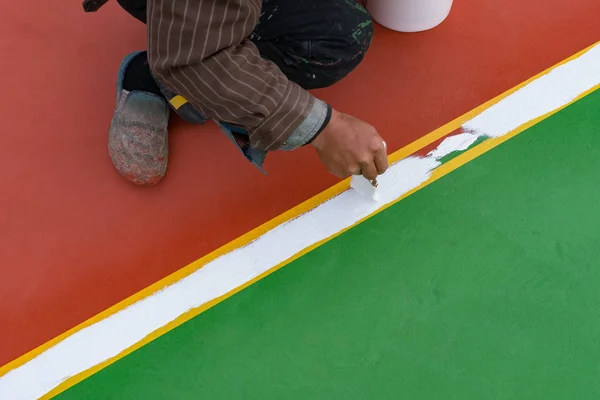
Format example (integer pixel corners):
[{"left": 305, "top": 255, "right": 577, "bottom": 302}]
[
  {"left": 1, "top": 43, "right": 599, "bottom": 399},
  {"left": 427, "top": 132, "right": 481, "bottom": 160},
  {"left": 465, "top": 43, "right": 600, "bottom": 137}
]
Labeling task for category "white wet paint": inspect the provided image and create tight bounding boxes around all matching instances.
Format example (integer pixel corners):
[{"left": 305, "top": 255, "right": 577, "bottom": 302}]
[
  {"left": 465, "top": 44, "right": 600, "bottom": 137},
  {"left": 351, "top": 175, "right": 382, "bottom": 201},
  {"left": 427, "top": 132, "right": 480, "bottom": 160},
  {"left": 1, "top": 43, "right": 599, "bottom": 399}
]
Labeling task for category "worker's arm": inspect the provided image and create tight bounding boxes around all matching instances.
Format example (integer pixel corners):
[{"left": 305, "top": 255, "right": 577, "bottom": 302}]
[
  {"left": 147, "top": 0, "right": 388, "bottom": 179},
  {"left": 147, "top": 0, "right": 328, "bottom": 151}
]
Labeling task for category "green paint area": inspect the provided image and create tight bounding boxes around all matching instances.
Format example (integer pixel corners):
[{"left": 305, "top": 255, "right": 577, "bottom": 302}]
[{"left": 58, "top": 89, "right": 600, "bottom": 399}]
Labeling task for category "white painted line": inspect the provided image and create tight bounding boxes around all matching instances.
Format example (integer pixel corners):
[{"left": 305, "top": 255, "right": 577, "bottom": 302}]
[
  {"left": 1, "top": 43, "right": 599, "bottom": 399},
  {"left": 465, "top": 44, "right": 600, "bottom": 137},
  {"left": 427, "top": 132, "right": 480, "bottom": 160}
]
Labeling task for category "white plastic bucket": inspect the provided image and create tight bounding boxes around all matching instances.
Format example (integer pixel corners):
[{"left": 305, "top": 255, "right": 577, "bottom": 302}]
[{"left": 366, "top": 0, "right": 454, "bottom": 32}]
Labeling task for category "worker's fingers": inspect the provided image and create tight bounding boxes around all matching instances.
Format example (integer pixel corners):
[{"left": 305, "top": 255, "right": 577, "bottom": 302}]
[
  {"left": 374, "top": 141, "right": 388, "bottom": 174},
  {"left": 329, "top": 166, "right": 350, "bottom": 179},
  {"left": 359, "top": 160, "right": 378, "bottom": 181}
]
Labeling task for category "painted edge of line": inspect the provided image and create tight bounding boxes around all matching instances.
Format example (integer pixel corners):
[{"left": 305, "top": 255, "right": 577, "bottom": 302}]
[{"left": 2, "top": 40, "right": 599, "bottom": 396}]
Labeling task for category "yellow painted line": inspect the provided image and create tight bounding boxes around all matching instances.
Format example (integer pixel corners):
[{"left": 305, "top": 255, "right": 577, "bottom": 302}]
[
  {"left": 168, "top": 95, "right": 188, "bottom": 110},
  {"left": 1, "top": 41, "right": 598, "bottom": 398}
]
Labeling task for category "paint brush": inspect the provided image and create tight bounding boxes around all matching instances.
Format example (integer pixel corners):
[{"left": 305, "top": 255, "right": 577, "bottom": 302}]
[
  {"left": 350, "top": 140, "right": 386, "bottom": 201},
  {"left": 350, "top": 175, "right": 381, "bottom": 201}
]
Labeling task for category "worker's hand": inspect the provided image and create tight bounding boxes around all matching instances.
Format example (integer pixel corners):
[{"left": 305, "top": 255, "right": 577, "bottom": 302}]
[{"left": 311, "top": 109, "right": 388, "bottom": 180}]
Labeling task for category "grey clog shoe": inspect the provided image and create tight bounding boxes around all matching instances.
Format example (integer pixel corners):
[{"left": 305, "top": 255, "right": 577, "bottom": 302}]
[{"left": 108, "top": 52, "right": 170, "bottom": 186}]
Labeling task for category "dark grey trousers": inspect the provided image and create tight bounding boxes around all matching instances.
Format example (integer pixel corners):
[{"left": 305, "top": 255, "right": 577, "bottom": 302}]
[{"left": 117, "top": 0, "right": 374, "bottom": 90}]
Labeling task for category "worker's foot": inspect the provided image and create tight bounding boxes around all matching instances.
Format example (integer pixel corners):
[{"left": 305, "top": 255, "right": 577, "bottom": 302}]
[{"left": 109, "top": 52, "right": 169, "bottom": 186}]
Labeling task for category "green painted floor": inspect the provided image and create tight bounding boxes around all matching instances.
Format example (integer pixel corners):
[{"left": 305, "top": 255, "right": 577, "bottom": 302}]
[{"left": 58, "top": 89, "right": 600, "bottom": 399}]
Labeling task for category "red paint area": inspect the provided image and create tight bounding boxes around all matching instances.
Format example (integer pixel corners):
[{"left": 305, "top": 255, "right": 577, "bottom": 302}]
[{"left": 1, "top": 1, "right": 599, "bottom": 365}]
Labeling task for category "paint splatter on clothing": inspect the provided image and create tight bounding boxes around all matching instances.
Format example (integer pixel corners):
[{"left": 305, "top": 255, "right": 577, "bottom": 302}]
[{"left": 250, "top": 0, "right": 374, "bottom": 89}]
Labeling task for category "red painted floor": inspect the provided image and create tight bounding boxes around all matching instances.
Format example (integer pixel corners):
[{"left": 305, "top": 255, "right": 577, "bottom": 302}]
[{"left": 1, "top": 0, "right": 599, "bottom": 366}]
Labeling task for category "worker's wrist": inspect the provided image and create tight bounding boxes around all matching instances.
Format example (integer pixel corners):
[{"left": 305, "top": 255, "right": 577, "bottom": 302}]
[
  {"left": 310, "top": 108, "right": 340, "bottom": 151},
  {"left": 305, "top": 104, "right": 332, "bottom": 146},
  {"left": 279, "top": 99, "right": 330, "bottom": 151}
]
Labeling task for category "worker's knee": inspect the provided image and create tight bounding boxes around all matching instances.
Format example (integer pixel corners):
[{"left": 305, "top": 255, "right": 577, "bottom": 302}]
[
  {"left": 254, "top": 1, "right": 373, "bottom": 90},
  {"left": 294, "top": 2, "right": 374, "bottom": 89}
]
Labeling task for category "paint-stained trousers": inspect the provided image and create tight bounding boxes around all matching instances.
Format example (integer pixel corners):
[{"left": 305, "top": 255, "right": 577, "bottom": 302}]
[{"left": 117, "top": 0, "right": 374, "bottom": 90}]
